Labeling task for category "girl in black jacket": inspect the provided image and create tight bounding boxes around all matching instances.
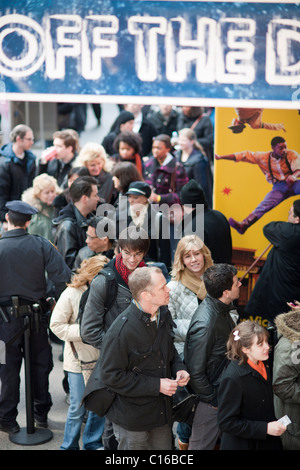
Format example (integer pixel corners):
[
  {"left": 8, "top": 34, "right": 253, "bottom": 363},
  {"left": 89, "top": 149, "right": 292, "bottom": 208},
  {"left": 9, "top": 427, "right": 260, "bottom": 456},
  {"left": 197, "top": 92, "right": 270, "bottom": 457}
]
[{"left": 217, "top": 321, "right": 286, "bottom": 450}]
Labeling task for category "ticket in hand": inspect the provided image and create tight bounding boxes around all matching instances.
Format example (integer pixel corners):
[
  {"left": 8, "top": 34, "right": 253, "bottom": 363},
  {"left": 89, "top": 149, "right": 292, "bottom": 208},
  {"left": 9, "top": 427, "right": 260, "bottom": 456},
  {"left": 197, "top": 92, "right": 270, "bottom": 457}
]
[{"left": 278, "top": 415, "right": 291, "bottom": 426}]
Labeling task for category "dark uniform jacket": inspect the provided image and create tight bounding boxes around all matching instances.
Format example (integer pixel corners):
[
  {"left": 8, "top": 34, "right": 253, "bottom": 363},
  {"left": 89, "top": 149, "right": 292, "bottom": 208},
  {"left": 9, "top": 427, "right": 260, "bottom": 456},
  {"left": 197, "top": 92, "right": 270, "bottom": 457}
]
[
  {"left": 184, "top": 294, "right": 235, "bottom": 406},
  {"left": 0, "top": 228, "right": 71, "bottom": 304},
  {"left": 99, "top": 302, "right": 186, "bottom": 431}
]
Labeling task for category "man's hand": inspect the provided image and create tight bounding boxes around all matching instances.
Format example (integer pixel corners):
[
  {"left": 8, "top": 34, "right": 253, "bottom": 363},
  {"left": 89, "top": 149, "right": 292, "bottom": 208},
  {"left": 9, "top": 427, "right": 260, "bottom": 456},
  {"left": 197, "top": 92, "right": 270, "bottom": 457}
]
[
  {"left": 175, "top": 370, "right": 190, "bottom": 387},
  {"left": 160, "top": 378, "right": 178, "bottom": 396}
]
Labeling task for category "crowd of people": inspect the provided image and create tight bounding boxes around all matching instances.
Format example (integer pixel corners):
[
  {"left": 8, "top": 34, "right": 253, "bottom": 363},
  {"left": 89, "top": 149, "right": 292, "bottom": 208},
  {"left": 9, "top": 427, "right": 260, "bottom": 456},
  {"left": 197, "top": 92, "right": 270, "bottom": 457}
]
[{"left": 0, "top": 105, "right": 299, "bottom": 452}]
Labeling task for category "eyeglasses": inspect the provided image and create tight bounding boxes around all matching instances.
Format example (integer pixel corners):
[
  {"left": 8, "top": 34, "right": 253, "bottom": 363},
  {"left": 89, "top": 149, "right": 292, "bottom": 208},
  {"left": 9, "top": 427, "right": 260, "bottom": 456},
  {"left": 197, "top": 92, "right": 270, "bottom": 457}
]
[
  {"left": 86, "top": 234, "right": 98, "bottom": 240},
  {"left": 23, "top": 137, "right": 34, "bottom": 142},
  {"left": 121, "top": 250, "right": 144, "bottom": 259}
]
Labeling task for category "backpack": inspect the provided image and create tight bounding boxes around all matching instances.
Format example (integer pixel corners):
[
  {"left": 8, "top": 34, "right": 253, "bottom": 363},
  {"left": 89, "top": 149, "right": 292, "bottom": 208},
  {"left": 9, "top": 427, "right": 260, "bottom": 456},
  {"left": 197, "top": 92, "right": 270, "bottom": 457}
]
[{"left": 77, "top": 267, "right": 118, "bottom": 335}]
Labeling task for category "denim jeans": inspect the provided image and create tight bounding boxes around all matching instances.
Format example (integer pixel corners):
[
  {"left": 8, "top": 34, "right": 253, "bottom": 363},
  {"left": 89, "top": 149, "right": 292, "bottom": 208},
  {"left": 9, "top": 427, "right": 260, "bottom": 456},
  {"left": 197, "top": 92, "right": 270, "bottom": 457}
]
[{"left": 60, "top": 371, "right": 105, "bottom": 450}]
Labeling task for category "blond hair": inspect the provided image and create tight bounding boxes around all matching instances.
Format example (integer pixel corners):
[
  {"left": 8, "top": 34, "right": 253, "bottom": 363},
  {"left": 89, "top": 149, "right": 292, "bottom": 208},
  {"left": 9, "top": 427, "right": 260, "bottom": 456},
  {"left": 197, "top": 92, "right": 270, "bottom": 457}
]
[
  {"left": 68, "top": 254, "right": 109, "bottom": 288},
  {"left": 171, "top": 234, "right": 213, "bottom": 281},
  {"left": 74, "top": 142, "right": 113, "bottom": 173},
  {"left": 178, "top": 127, "right": 205, "bottom": 154},
  {"left": 31, "top": 173, "right": 62, "bottom": 199}
]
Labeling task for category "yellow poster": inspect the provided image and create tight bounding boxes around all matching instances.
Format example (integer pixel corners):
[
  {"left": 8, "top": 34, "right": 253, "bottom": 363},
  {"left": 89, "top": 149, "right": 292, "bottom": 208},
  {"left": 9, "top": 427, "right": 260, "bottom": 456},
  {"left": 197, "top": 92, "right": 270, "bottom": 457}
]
[{"left": 214, "top": 107, "right": 300, "bottom": 313}]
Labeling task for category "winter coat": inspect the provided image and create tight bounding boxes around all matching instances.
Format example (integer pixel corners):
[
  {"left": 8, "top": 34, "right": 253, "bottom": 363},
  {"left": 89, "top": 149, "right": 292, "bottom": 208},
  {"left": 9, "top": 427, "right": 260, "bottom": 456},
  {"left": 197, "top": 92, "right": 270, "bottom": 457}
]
[
  {"left": 53, "top": 202, "right": 89, "bottom": 269},
  {"left": 22, "top": 187, "right": 57, "bottom": 242},
  {"left": 37, "top": 155, "right": 76, "bottom": 188},
  {"left": 177, "top": 206, "right": 232, "bottom": 264},
  {"left": 175, "top": 148, "right": 213, "bottom": 207},
  {"left": 273, "top": 309, "right": 300, "bottom": 450},
  {"left": 50, "top": 285, "right": 99, "bottom": 373},
  {"left": 177, "top": 113, "right": 214, "bottom": 161},
  {"left": 245, "top": 221, "right": 300, "bottom": 323},
  {"left": 184, "top": 294, "right": 235, "bottom": 406},
  {"left": 99, "top": 302, "right": 186, "bottom": 431},
  {"left": 0, "top": 143, "right": 36, "bottom": 221},
  {"left": 80, "top": 258, "right": 132, "bottom": 349},
  {"left": 143, "top": 155, "right": 188, "bottom": 206},
  {"left": 167, "top": 280, "right": 199, "bottom": 357},
  {"left": 218, "top": 360, "right": 283, "bottom": 450},
  {"left": 148, "top": 108, "right": 179, "bottom": 137}
]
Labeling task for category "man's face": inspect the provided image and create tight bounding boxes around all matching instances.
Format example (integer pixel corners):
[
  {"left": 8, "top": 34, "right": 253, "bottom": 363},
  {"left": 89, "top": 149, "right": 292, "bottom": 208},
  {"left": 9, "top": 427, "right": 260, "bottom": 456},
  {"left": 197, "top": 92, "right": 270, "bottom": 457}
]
[
  {"left": 21, "top": 131, "right": 34, "bottom": 151},
  {"left": 272, "top": 141, "right": 287, "bottom": 159},
  {"left": 288, "top": 204, "right": 300, "bottom": 224},
  {"left": 121, "top": 247, "right": 144, "bottom": 272},
  {"left": 86, "top": 226, "right": 108, "bottom": 252},
  {"left": 227, "top": 275, "right": 241, "bottom": 302},
  {"left": 85, "top": 185, "right": 100, "bottom": 213},
  {"left": 53, "top": 137, "right": 73, "bottom": 162},
  {"left": 147, "top": 272, "right": 170, "bottom": 307}
]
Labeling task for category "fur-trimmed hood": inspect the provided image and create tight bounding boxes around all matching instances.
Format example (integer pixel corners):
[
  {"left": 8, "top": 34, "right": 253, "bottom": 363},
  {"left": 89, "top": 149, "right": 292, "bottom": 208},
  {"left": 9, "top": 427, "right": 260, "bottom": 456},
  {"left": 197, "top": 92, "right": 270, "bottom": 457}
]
[{"left": 275, "top": 309, "right": 300, "bottom": 343}]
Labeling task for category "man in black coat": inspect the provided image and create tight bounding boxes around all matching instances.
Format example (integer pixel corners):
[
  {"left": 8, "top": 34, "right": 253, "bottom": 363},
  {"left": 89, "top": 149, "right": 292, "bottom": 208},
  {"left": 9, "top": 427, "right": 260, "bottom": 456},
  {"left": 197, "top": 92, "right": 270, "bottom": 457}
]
[
  {"left": 53, "top": 176, "right": 99, "bottom": 269},
  {"left": 178, "top": 179, "right": 232, "bottom": 264},
  {"left": 0, "top": 201, "right": 71, "bottom": 434},
  {"left": 0, "top": 125, "right": 36, "bottom": 223},
  {"left": 244, "top": 199, "right": 300, "bottom": 326},
  {"left": 184, "top": 264, "right": 240, "bottom": 449},
  {"left": 99, "top": 266, "right": 190, "bottom": 450},
  {"left": 37, "top": 129, "right": 79, "bottom": 187}
]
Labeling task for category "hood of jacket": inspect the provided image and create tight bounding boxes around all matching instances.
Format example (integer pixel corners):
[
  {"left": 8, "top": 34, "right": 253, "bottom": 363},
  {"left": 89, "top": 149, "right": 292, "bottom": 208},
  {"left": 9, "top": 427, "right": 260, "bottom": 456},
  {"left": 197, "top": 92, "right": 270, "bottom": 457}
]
[{"left": 275, "top": 309, "right": 300, "bottom": 343}]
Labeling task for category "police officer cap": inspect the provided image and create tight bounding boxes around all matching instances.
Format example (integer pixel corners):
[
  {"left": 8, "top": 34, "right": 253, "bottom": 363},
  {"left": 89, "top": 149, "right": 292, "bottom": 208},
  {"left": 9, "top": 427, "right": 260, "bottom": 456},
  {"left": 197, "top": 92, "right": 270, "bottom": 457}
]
[
  {"left": 126, "top": 181, "right": 151, "bottom": 199},
  {"left": 5, "top": 200, "right": 38, "bottom": 215}
]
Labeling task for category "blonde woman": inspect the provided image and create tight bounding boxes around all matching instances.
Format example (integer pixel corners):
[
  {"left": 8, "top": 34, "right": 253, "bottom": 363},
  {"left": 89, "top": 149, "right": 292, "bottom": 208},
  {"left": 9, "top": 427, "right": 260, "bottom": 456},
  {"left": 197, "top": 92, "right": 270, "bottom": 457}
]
[
  {"left": 22, "top": 173, "right": 62, "bottom": 242},
  {"left": 174, "top": 127, "right": 213, "bottom": 207},
  {"left": 73, "top": 142, "right": 114, "bottom": 203},
  {"left": 168, "top": 234, "right": 213, "bottom": 450},
  {"left": 168, "top": 234, "right": 213, "bottom": 357},
  {"left": 50, "top": 254, "right": 108, "bottom": 450}
]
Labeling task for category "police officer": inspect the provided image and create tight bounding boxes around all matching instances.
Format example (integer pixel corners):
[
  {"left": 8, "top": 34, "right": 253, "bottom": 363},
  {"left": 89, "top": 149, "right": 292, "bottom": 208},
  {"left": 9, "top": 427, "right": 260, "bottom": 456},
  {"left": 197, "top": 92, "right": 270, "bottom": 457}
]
[{"left": 0, "top": 201, "right": 71, "bottom": 434}]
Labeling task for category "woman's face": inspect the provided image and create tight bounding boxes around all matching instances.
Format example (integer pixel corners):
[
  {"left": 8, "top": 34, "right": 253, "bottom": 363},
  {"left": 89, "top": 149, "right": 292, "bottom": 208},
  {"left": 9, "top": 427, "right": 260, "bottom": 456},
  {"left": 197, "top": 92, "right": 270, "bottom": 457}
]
[
  {"left": 86, "top": 156, "right": 103, "bottom": 176},
  {"left": 182, "top": 246, "right": 205, "bottom": 276},
  {"left": 112, "top": 175, "right": 120, "bottom": 189},
  {"left": 242, "top": 335, "right": 270, "bottom": 364},
  {"left": 39, "top": 187, "right": 56, "bottom": 206},
  {"left": 178, "top": 135, "right": 194, "bottom": 152},
  {"left": 152, "top": 140, "right": 169, "bottom": 162},
  {"left": 120, "top": 120, "right": 134, "bottom": 132},
  {"left": 119, "top": 141, "right": 135, "bottom": 160}
]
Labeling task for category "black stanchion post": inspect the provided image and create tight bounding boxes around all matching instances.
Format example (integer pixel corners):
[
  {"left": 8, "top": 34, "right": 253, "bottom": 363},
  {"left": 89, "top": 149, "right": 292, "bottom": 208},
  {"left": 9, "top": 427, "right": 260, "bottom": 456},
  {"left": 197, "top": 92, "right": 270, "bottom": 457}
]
[{"left": 9, "top": 314, "right": 53, "bottom": 446}]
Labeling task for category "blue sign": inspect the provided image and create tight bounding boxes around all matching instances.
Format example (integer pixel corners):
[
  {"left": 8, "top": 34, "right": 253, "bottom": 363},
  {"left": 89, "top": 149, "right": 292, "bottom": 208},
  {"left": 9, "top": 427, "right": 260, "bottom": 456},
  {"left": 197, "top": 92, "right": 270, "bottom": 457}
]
[{"left": 0, "top": 1, "right": 299, "bottom": 107}]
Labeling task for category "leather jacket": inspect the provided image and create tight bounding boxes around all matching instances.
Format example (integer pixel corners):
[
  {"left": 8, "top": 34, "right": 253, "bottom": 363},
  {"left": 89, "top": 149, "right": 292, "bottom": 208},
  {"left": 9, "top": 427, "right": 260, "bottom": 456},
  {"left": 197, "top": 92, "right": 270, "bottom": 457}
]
[{"left": 184, "top": 294, "right": 235, "bottom": 406}]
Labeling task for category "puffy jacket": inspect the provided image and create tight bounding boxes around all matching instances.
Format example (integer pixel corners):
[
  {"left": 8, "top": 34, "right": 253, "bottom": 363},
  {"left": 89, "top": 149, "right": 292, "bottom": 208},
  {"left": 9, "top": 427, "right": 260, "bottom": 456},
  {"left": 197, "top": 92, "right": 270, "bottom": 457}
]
[
  {"left": 100, "top": 302, "right": 186, "bottom": 431},
  {"left": 184, "top": 294, "right": 235, "bottom": 406},
  {"left": 0, "top": 143, "right": 36, "bottom": 221},
  {"left": 80, "top": 258, "right": 132, "bottom": 349},
  {"left": 273, "top": 309, "right": 300, "bottom": 450},
  {"left": 167, "top": 280, "right": 199, "bottom": 357}
]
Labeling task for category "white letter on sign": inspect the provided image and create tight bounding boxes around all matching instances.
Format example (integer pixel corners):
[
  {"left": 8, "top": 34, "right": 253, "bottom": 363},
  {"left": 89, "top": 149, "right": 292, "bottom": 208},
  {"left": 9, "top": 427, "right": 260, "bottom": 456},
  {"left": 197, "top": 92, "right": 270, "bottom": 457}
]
[
  {"left": 266, "top": 19, "right": 300, "bottom": 85},
  {"left": 46, "top": 15, "right": 81, "bottom": 79},
  {"left": 165, "top": 17, "right": 216, "bottom": 83},
  {"left": 216, "top": 18, "right": 256, "bottom": 84},
  {"left": 82, "top": 15, "right": 119, "bottom": 80},
  {"left": 0, "top": 14, "right": 45, "bottom": 78},
  {"left": 128, "top": 16, "right": 167, "bottom": 82}
]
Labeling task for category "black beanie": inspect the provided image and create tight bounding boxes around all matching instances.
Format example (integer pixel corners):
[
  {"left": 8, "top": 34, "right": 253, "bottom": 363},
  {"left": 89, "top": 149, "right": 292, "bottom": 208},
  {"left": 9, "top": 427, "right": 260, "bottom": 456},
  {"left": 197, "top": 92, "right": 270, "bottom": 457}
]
[{"left": 180, "top": 179, "right": 207, "bottom": 207}]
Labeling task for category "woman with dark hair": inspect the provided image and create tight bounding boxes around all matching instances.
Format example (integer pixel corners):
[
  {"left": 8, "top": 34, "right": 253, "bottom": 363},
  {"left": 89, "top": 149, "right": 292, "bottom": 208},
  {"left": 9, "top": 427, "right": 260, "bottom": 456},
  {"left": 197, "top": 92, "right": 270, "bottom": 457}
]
[
  {"left": 111, "top": 161, "right": 143, "bottom": 201},
  {"left": 217, "top": 321, "right": 286, "bottom": 450},
  {"left": 111, "top": 131, "right": 144, "bottom": 174},
  {"left": 101, "top": 110, "right": 135, "bottom": 156}
]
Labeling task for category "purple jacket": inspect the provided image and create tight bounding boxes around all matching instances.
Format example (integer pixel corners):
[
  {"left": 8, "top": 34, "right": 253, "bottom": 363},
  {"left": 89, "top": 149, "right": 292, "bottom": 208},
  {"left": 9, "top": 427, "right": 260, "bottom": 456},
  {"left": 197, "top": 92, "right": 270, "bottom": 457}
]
[{"left": 143, "top": 155, "right": 188, "bottom": 206}]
